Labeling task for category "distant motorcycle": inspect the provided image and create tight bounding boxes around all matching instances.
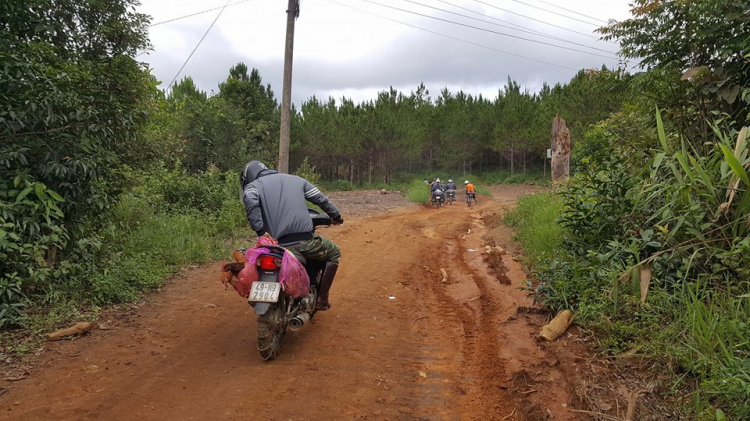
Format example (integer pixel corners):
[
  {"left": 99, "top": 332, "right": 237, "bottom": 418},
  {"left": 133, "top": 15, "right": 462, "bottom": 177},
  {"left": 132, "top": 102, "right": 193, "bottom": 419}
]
[
  {"left": 446, "top": 189, "right": 456, "bottom": 205},
  {"left": 466, "top": 192, "right": 477, "bottom": 207},
  {"left": 431, "top": 189, "right": 445, "bottom": 208}
]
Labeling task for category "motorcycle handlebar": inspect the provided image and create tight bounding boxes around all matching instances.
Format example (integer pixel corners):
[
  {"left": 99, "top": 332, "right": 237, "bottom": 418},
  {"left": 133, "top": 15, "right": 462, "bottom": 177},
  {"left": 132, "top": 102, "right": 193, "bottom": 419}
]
[{"left": 308, "top": 208, "right": 332, "bottom": 228}]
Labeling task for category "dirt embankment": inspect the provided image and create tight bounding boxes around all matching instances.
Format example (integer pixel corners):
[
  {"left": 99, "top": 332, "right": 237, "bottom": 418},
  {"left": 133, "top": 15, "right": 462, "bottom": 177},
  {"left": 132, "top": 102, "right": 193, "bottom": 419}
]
[{"left": 1, "top": 187, "right": 595, "bottom": 420}]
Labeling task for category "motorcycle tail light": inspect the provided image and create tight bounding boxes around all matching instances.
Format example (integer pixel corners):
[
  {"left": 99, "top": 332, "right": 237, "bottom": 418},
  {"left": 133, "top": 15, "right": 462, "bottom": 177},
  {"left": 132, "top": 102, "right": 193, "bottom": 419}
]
[{"left": 257, "top": 255, "right": 281, "bottom": 270}]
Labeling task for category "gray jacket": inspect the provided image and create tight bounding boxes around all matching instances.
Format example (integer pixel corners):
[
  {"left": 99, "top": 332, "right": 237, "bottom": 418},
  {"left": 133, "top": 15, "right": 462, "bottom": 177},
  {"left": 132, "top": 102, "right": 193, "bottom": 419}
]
[{"left": 243, "top": 170, "right": 341, "bottom": 245}]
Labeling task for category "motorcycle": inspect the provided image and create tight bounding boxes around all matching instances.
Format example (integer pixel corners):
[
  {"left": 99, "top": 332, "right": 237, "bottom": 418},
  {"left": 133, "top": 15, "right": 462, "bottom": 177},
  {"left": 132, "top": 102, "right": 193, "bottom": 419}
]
[
  {"left": 446, "top": 189, "right": 456, "bottom": 205},
  {"left": 225, "top": 209, "right": 331, "bottom": 361},
  {"left": 431, "top": 189, "right": 445, "bottom": 208},
  {"left": 466, "top": 192, "right": 477, "bottom": 207}
]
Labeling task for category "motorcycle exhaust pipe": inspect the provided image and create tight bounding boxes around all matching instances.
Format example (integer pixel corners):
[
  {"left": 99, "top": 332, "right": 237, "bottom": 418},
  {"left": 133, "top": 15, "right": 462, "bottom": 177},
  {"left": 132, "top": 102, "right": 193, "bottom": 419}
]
[{"left": 288, "top": 313, "right": 311, "bottom": 331}]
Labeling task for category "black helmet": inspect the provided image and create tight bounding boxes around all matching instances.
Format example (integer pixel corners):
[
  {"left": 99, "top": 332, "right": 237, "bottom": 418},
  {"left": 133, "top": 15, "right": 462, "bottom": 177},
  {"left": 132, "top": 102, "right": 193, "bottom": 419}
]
[
  {"left": 240, "top": 160, "right": 270, "bottom": 189},
  {"left": 239, "top": 160, "right": 277, "bottom": 200}
]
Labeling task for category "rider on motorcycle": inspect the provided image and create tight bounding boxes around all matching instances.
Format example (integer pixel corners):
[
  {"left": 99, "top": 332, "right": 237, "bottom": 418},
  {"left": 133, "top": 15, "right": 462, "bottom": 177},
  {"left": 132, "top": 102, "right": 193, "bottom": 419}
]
[
  {"left": 446, "top": 179, "right": 457, "bottom": 192},
  {"left": 431, "top": 178, "right": 444, "bottom": 192},
  {"left": 240, "top": 160, "right": 343, "bottom": 311},
  {"left": 465, "top": 180, "right": 476, "bottom": 202}
]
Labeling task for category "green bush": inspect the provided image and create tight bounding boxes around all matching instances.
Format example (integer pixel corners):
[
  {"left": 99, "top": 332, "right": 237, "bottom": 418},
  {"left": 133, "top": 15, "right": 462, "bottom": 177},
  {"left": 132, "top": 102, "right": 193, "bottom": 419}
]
[
  {"left": 293, "top": 157, "right": 321, "bottom": 186},
  {"left": 405, "top": 179, "right": 431, "bottom": 203},
  {"left": 1, "top": 165, "right": 252, "bottom": 330},
  {"left": 571, "top": 123, "right": 616, "bottom": 171},
  {"left": 504, "top": 118, "right": 750, "bottom": 418}
]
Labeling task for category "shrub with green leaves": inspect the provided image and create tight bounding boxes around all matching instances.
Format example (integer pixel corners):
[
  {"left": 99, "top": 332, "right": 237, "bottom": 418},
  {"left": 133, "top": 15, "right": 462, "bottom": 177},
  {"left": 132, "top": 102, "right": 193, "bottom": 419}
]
[
  {"left": 510, "top": 111, "right": 750, "bottom": 418},
  {"left": 406, "top": 180, "right": 431, "bottom": 204}
]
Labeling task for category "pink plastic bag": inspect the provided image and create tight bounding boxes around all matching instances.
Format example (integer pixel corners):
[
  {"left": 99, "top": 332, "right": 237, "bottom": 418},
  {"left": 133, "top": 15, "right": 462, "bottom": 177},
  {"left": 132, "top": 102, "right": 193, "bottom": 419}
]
[
  {"left": 278, "top": 250, "right": 310, "bottom": 298},
  {"left": 235, "top": 237, "right": 310, "bottom": 299}
]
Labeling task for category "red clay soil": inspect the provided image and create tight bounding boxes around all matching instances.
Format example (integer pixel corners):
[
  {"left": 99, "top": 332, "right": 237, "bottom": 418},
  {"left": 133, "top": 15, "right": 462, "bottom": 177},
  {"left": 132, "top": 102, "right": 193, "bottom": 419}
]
[{"left": 1, "top": 186, "right": 591, "bottom": 421}]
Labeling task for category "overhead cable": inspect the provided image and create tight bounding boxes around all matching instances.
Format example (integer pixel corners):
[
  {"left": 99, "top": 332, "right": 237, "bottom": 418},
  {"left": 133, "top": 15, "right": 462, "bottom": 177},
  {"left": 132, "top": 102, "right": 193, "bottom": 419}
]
[
  {"left": 150, "top": 0, "right": 252, "bottom": 27},
  {"left": 535, "top": 0, "right": 609, "bottom": 24},
  {"left": 403, "top": 0, "right": 617, "bottom": 55},
  {"left": 474, "top": 0, "right": 608, "bottom": 41},
  {"left": 436, "top": 0, "right": 549, "bottom": 36},
  {"left": 166, "top": 0, "right": 232, "bottom": 91},
  {"left": 327, "top": 0, "right": 576, "bottom": 71},
  {"left": 360, "top": 0, "right": 617, "bottom": 59},
  {"left": 506, "top": 0, "right": 602, "bottom": 26}
]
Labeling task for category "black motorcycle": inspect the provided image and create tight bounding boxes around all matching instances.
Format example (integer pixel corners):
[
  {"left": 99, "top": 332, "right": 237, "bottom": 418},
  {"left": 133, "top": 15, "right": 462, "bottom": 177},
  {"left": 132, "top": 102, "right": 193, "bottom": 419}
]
[
  {"left": 248, "top": 209, "right": 331, "bottom": 360},
  {"left": 431, "top": 189, "right": 445, "bottom": 208},
  {"left": 466, "top": 192, "right": 477, "bottom": 207},
  {"left": 446, "top": 189, "right": 456, "bottom": 205}
]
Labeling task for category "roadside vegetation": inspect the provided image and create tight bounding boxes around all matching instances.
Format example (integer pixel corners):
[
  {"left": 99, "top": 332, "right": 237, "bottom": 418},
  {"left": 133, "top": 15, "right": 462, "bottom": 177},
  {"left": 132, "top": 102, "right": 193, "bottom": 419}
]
[{"left": 505, "top": 1, "right": 750, "bottom": 418}]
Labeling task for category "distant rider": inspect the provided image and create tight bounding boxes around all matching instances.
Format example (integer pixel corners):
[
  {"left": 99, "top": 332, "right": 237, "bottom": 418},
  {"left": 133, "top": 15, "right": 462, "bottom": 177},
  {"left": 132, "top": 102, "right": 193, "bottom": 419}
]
[
  {"left": 465, "top": 180, "right": 477, "bottom": 204},
  {"left": 240, "top": 160, "right": 343, "bottom": 311},
  {"left": 431, "top": 178, "right": 444, "bottom": 192},
  {"left": 445, "top": 179, "right": 457, "bottom": 192}
]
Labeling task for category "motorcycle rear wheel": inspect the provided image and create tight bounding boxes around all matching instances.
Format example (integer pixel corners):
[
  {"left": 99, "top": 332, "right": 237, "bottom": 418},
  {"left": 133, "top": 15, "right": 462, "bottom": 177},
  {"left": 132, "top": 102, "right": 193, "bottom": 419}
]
[{"left": 257, "top": 303, "right": 287, "bottom": 361}]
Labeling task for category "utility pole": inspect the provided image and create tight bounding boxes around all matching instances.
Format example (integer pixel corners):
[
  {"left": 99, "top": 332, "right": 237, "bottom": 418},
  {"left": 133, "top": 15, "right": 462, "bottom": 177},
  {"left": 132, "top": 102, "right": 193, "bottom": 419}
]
[{"left": 277, "top": 0, "right": 299, "bottom": 174}]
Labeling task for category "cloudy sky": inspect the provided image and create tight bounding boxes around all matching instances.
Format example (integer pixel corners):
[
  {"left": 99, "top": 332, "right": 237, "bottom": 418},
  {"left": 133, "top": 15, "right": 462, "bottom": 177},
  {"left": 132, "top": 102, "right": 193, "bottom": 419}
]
[{"left": 138, "top": 0, "right": 634, "bottom": 105}]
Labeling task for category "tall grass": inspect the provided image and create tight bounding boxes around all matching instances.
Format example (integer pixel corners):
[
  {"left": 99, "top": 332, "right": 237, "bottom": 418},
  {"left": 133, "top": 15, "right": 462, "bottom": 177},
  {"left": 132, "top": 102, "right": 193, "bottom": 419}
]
[
  {"left": 504, "top": 192, "right": 564, "bottom": 264},
  {"left": 405, "top": 179, "right": 431, "bottom": 203},
  {"left": 502, "top": 120, "right": 750, "bottom": 419}
]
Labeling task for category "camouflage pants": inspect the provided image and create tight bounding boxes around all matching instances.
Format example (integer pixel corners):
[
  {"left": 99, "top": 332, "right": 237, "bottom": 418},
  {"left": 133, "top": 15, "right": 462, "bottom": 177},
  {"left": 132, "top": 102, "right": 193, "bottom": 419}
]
[{"left": 286, "top": 234, "right": 341, "bottom": 265}]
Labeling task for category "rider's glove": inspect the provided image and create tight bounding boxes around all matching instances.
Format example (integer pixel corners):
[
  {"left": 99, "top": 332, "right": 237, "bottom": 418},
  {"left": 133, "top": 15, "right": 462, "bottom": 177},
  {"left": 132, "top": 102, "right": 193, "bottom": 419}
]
[{"left": 332, "top": 215, "right": 344, "bottom": 225}]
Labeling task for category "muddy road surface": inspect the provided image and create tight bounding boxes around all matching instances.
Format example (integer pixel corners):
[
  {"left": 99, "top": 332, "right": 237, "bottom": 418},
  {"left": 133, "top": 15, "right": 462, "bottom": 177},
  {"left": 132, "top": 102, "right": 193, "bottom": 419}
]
[{"left": 2, "top": 186, "right": 583, "bottom": 421}]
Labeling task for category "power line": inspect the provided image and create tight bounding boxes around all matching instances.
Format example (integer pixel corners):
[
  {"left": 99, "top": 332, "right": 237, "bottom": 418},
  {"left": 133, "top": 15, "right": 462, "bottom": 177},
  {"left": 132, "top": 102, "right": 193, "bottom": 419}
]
[
  {"left": 507, "top": 0, "right": 602, "bottom": 26},
  {"left": 327, "top": 0, "right": 576, "bottom": 71},
  {"left": 167, "top": 0, "right": 232, "bottom": 91},
  {"left": 474, "top": 0, "right": 607, "bottom": 41},
  {"left": 360, "top": 0, "right": 616, "bottom": 59},
  {"left": 436, "top": 0, "right": 550, "bottom": 37},
  {"left": 403, "top": 0, "right": 617, "bottom": 55},
  {"left": 535, "top": 0, "right": 609, "bottom": 25},
  {"left": 149, "top": 0, "right": 252, "bottom": 27}
]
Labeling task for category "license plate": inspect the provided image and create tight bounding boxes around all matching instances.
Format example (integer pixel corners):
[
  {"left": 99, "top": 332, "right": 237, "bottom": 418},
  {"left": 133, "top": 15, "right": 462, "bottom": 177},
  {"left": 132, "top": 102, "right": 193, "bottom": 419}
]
[{"left": 249, "top": 282, "right": 281, "bottom": 303}]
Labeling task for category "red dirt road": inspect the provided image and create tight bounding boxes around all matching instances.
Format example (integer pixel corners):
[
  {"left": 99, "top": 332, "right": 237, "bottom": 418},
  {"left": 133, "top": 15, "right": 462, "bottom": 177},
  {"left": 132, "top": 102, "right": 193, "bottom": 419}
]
[{"left": 1, "top": 186, "right": 582, "bottom": 420}]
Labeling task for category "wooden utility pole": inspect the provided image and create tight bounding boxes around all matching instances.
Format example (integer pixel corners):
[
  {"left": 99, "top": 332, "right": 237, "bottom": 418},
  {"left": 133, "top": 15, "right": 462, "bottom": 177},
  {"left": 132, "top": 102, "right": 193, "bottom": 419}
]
[{"left": 277, "top": 0, "right": 299, "bottom": 173}]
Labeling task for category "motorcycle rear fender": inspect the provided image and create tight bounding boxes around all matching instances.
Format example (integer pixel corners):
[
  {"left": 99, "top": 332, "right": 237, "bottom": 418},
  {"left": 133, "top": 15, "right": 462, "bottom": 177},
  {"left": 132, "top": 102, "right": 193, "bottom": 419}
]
[{"left": 253, "top": 302, "right": 272, "bottom": 315}]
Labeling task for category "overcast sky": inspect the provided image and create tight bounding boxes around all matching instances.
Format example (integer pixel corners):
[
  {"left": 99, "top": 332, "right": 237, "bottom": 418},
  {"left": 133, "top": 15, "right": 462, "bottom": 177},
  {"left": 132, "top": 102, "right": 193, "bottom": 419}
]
[{"left": 138, "top": 0, "right": 633, "bottom": 105}]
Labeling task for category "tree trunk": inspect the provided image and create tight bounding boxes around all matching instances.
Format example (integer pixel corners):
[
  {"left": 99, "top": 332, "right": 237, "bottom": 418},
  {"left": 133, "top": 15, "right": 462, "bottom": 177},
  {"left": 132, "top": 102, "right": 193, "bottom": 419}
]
[{"left": 551, "top": 115, "right": 571, "bottom": 183}]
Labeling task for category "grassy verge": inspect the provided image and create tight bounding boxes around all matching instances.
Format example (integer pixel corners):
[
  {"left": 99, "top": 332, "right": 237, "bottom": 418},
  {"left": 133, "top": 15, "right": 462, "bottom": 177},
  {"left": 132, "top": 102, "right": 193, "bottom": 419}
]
[
  {"left": 501, "top": 191, "right": 750, "bottom": 419},
  {"left": 1, "top": 169, "right": 252, "bottom": 356},
  {"left": 504, "top": 192, "right": 564, "bottom": 265},
  {"left": 405, "top": 179, "right": 431, "bottom": 203}
]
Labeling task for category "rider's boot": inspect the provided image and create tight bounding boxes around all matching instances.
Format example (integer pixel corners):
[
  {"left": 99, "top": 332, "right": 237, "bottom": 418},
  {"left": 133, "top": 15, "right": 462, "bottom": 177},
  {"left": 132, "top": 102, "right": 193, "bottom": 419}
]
[{"left": 316, "top": 262, "right": 338, "bottom": 311}]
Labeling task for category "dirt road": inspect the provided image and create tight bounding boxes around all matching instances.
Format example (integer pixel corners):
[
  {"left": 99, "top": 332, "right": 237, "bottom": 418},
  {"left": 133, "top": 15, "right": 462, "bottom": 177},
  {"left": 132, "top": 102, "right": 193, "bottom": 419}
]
[{"left": 1, "top": 186, "right": 583, "bottom": 420}]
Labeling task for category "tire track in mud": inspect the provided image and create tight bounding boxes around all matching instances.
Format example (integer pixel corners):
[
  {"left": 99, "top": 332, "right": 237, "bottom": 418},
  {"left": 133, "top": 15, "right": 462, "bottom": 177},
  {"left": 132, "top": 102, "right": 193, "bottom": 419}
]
[
  {"left": 409, "top": 208, "right": 514, "bottom": 418},
  {"left": 416, "top": 206, "right": 578, "bottom": 421}
]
